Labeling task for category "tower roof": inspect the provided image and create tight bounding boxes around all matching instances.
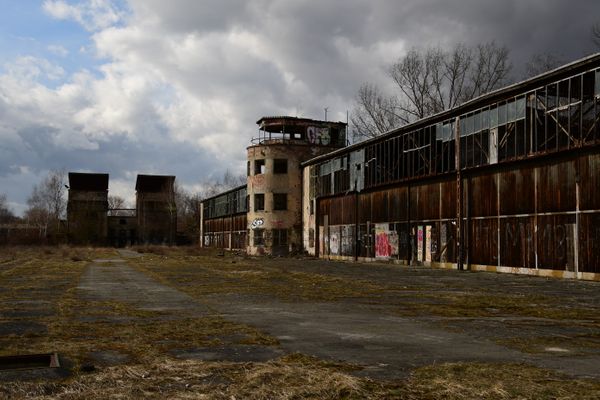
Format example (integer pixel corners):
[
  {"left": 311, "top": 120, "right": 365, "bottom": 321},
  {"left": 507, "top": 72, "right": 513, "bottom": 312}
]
[
  {"left": 68, "top": 172, "right": 109, "bottom": 191},
  {"left": 135, "top": 174, "right": 175, "bottom": 192}
]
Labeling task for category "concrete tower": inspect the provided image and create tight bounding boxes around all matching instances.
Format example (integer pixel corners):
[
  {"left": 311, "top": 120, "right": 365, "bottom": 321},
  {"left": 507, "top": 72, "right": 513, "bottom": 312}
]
[{"left": 246, "top": 116, "right": 347, "bottom": 255}]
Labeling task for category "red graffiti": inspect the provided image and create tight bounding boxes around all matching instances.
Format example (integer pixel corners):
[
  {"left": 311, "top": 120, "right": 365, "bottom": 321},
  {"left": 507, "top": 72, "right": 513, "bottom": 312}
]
[{"left": 376, "top": 232, "right": 391, "bottom": 257}]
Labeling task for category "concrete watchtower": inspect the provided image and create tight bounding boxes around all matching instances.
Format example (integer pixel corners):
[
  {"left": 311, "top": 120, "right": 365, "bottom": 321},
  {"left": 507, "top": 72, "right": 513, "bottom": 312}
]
[{"left": 247, "top": 116, "right": 347, "bottom": 255}]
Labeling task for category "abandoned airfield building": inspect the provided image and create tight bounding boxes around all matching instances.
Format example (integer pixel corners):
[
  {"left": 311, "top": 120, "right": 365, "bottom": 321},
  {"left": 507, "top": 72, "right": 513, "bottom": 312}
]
[
  {"left": 67, "top": 172, "right": 109, "bottom": 245},
  {"left": 200, "top": 53, "right": 600, "bottom": 281},
  {"left": 201, "top": 116, "right": 347, "bottom": 255},
  {"left": 67, "top": 173, "right": 176, "bottom": 246}
]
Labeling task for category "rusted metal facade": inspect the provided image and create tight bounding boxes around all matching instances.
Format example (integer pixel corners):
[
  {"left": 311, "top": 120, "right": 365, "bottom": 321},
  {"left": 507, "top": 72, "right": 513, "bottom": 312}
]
[
  {"left": 304, "top": 54, "right": 600, "bottom": 280},
  {"left": 201, "top": 185, "right": 248, "bottom": 250}
]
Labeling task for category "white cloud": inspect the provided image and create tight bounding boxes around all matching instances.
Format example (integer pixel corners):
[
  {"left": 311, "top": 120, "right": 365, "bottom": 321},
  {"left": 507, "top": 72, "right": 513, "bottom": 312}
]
[
  {"left": 47, "top": 44, "right": 69, "bottom": 57},
  {"left": 1, "top": 0, "right": 598, "bottom": 216},
  {"left": 43, "top": 0, "right": 127, "bottom": 31},
  {"left": 3, "top": 56, "right": 65, "bottom": 81}
]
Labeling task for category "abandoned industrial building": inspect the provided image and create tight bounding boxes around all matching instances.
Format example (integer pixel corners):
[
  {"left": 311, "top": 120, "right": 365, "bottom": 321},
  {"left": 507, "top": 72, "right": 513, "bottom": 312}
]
[
  {"left": 200, "top": 53, "right": 600, "bottom": 281},
  {"left": 67, "top": 172, "right": 176, "bottom": 246}
]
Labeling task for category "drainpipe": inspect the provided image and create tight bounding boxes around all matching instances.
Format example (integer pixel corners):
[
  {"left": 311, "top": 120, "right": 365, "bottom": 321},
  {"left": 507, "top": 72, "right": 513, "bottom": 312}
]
[{"left": 455, "top": 116, "right": 464, "bottom": 271}]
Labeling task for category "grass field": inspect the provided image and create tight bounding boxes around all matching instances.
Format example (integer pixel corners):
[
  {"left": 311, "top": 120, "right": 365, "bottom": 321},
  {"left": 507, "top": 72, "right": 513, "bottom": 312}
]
[{"left": 1, "top": 246, "right": 599, "bottom": 399}]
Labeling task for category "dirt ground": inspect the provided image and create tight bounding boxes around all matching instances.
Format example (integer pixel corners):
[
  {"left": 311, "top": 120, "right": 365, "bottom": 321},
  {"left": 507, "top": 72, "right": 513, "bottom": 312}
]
[{"left": 1, "top": 246, "right": 599, "bottom": 399}]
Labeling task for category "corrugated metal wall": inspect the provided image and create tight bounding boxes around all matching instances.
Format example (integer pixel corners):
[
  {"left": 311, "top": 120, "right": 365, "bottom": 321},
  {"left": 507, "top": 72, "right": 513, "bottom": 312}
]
[
  {"left": 202, "top": 214, "right": 247, "bottom": 249},
  {"left": 318, "top": 152, "right": 600, "bottom": 274}
]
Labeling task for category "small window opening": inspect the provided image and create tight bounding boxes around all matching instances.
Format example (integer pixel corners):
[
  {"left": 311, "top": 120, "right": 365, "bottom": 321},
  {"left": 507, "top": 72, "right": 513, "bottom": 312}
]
[
  {"left": 254, "top": 193, "right": 265, "bottom": 211},
  {"left": 274, "top": 159, "right": 288, "bottom": 174},
  {"left": 254, "top": 159, "right": 266, "bottom": 175}
]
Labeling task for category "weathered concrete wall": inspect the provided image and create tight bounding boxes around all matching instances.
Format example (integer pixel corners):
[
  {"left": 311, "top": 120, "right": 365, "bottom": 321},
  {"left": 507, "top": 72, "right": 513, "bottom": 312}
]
[
  {"left": 247, "top": 144, "right": 302, "bottom": 255},
  {"left": 246, "top": 143, "right": 337, "bottom": 255},
  {"left": 136, "top": 192, "right": 176, "bottom": 245},
  {"left": 107, "top": 216, "right": 137, "bottom": 247},
  {"left": 302, "top": 166, "right": 316, "bottom": 255},
  {"left": 67, "top": 190, "right": 108, "bottom": 245}
]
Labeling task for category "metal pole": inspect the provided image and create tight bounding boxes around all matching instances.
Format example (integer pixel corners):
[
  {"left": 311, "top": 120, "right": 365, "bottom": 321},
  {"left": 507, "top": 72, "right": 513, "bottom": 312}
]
[{"left": 455, "top": 117, "right": 463, "bottom": 271}]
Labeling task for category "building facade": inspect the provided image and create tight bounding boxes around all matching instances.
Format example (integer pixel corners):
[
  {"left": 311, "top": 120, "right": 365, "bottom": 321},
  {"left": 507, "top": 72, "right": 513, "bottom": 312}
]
[
  {"left": 303, "top": 54, "right": 600, "bottom": 280},
  {"left": 200, "top": 54, "right": 600, "bottom": 281},
  {"left": 67, "top": 173, "right": 176, "bottom": 246},
  {"left": 201, "top": 116, "right": 347, "bottom": 255},
  {"left": 67, "top": 172, "right": 109, "bottom": 245},
  {"left": 136, "top": 175, "right": 177, "bottom": 245}
]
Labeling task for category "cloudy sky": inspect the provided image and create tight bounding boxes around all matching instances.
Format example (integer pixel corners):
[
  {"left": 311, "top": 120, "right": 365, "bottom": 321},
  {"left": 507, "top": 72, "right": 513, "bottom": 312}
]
[{"left": 0, "top": 0, "right": 598, "bottom": 214}]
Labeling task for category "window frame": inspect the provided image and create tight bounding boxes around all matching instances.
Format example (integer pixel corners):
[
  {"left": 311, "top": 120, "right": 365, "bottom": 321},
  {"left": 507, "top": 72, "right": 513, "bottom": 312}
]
[
  {"left": 254, "top": 193, "right": 265, "bottom": 211},
  {"left": 273, "top": 159, "right": 288, "bottom": 174},
  {"left": 272, "top": 229, "right": 287, "bottom": 246},
  {"left": 253, "top": 228, "right": 265, "bottom": 246},
  {"left": 273, "top": 193, "right": 287, "bottom": 211},
  {"left": 254, "top": 159, "right": 266, "bottom": 175}
]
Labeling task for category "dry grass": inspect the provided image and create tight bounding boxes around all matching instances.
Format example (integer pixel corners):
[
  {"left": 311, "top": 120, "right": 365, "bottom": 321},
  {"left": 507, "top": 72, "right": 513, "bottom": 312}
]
[
  {"left": 1, "top": 356, "right": 381, "bottom": 400},
  {"left": 395, "top": 362, "right": 600, "bottom": 400},
  {"left": 2, "top": 358, "right": 600, "bottom": 399},
  {"left": 126, "top": 248, "right": 600, "bottom": 323},
  {"left": 127, "top": 250, "right": 383, "bottom": 303},
  {"left": 2, "top": 246, "right": 600, "bottom": 399},
  {"left": 0, "top": 246, "right": 278, "bottom": 371}
]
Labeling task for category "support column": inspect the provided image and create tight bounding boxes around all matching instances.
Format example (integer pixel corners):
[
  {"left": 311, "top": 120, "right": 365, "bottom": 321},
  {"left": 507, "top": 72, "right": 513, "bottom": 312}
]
[{"left": 455, "top": 117, "right": 463, "bottom": 271}]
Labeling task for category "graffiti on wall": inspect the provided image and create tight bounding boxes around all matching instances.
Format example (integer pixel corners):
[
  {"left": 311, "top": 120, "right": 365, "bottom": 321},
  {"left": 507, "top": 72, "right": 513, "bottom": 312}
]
[
  {"left": 341, "top": 225, "right": 354, "bottom": 255},
  {"left": 417, "top": 226, "right": 424, "bottom": 262},
  {"left": 330, "top": 227, "right": 340, "bottom": 255},
  {"left": 375, "top": 224, "right": 399, "bottom": 258},
  {"left": 425, "top": 226, "right": 432, "bottom": 262},
  {"left": 250, "top": 218, "right": 264, "bottom": 229},
  {"left": 307, "top": 127, "right": 331, "bottom": 145}
]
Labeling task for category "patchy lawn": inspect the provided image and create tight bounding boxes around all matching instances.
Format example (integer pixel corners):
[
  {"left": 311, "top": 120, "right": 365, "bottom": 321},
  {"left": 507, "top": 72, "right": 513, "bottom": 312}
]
[{"left": 1, "top": 246, "right": 600, "bottom": 399}]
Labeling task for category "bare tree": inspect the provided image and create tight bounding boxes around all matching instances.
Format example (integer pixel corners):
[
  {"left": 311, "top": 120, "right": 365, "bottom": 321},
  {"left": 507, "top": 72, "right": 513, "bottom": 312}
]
[
  {"left": 108, "top": 195, "right": 127, "bottom": 209},
  {"left": 351, "top": 42, "right": 512, "bottom": 140},
  {"left": 351, "top": 83, "right": 406, "bottom": 141},
  {"left": 593, "top": 23, "right": 600, "bottom": 48},
  {"left": 197, "top": 169, "right": 246, "bottom": 200},
  {"left": 222, "top": 169, "right": 246, "bottom": 189},
  {"left": 25, "top": 169, "right": 66, "bottom": 237},
  {"left": 173, "top": 182, "right": 202, "bottom": 244},
  {"left": 524, "top": 53, "right": 564, "bottom": 79},
  {"left": 0, "top": 194, "right": 15, "bottom": 223}
]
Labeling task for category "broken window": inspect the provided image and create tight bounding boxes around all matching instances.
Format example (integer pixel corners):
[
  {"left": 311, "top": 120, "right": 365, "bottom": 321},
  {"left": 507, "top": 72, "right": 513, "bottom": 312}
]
[
  {"left": 272, "top": 229, "right": 287, "bottom": 246},
  {"left": 254, "top": 159, "right": 265, "bottom": 175},
  {"left": 273, "top": 193, "right": 287, "bottom": 210},
  {"left": 253, "top": 228, "right": 264, "bottom": 246},
  {"left": 273, "top": 159, "right": 288, "bottom": 174},
  {"left": 254, "top": 193, "right": 264, "bottom": 211}
]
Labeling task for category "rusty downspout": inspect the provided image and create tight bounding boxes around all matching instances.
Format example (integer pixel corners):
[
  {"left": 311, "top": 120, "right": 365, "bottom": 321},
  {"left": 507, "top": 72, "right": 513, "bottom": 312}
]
[{"left": 455, "top": 116, "right": 464, "bottom": 271}]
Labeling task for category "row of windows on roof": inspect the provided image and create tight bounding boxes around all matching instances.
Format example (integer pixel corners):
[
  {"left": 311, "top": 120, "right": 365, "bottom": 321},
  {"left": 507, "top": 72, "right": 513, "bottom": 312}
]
[{"left": 313, "top": 67, "right": 600, "bottom": 197}]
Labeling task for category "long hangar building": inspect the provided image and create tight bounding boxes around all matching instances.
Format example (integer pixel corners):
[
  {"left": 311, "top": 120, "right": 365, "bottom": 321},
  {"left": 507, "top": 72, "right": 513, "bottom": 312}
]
[{"left": 200, "top": 54, "right": 600, "bottom": 281}]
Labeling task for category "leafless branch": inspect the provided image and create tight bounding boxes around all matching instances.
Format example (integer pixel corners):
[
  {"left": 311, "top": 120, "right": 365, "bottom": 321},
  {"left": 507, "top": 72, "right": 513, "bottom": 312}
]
[{"left": 351, "top": 42, "right": 512, "bottom": 141}]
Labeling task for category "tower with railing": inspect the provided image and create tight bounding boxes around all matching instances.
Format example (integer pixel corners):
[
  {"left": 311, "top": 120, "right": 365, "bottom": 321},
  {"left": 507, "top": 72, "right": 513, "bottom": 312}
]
[{"left": 246, "top": 116, "right": 347, "bottom": 255}]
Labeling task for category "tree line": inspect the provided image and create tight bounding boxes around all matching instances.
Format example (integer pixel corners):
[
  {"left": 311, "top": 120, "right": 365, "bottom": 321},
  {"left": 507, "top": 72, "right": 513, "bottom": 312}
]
[{"left": 0, "top": 169, "right": 245, "bottom": 245}]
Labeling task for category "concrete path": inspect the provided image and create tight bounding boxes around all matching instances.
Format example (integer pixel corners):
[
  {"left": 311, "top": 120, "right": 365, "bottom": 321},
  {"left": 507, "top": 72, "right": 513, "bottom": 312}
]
[
  {"left": 74, "top": 250, "right": 600, "bottom": 379},
  {"left": 77, "top": 254, "right": 209, "bottom": 314},
  {"left": 212, "top": 298, "right": 527, "bottom": 379}
]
